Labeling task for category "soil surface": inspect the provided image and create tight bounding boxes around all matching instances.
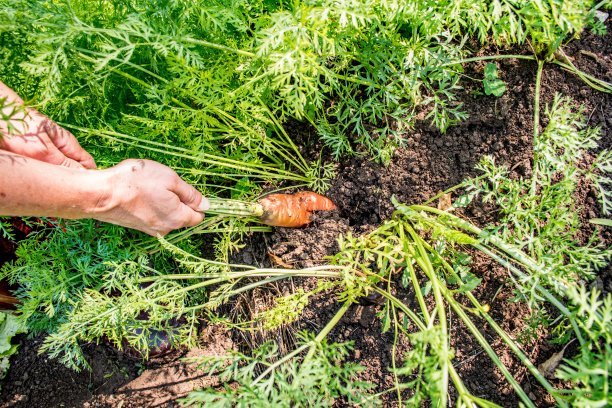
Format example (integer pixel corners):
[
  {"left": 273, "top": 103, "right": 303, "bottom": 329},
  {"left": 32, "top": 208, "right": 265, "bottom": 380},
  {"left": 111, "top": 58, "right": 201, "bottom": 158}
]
[{"left": 1, "top": 20, "right": 611, "bottom": 408}]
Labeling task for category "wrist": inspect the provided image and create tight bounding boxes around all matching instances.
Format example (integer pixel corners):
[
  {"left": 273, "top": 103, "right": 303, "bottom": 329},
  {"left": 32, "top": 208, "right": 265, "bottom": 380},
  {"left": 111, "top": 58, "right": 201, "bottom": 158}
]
[
  {"left": 77, "top": 167, "right": 119, "bottom": 217},
  {"left": 83, "top": 160, "right": 145, "bottom": 217}
]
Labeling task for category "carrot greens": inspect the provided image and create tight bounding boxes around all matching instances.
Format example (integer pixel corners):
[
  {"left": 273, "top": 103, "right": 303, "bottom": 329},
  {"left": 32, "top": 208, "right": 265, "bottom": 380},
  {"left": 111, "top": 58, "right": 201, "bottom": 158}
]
[{"left": 0, "top": 0, "right": 611, "bottom": 406}]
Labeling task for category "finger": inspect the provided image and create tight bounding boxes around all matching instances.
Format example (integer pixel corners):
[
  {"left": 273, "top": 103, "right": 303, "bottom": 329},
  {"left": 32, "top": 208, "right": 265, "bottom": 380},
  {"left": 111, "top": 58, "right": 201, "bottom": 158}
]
[
  {"left": 171, "top": 177, "right": 206, "bottom": 212},
  {"left": 44, "top": 120, "right": 97, "bottom": 169},
  {"left": 176, "top": 203, "right": 205, "bottom": 228},
  {"left": 58, "top": 155, "right": 87, "bottom": 169},
  {"left": 198, "top": 196, "right": 210, "bottom": 212}
]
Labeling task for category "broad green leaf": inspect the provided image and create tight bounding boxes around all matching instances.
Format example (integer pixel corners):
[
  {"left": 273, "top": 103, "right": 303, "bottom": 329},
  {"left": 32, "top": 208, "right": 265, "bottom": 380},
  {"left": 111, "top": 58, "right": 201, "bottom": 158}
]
[
  {"left": 456, "top": 275, "right": 482, "bottom": 293},
  {"left": 484, "top": 78, "right": 506, "bottom": 97},
  {"left": 484, "top": 63, "right": 499, "bottom": 79},
  {"left": 0, "top": 312, "right": 26, "bottom": 380}
]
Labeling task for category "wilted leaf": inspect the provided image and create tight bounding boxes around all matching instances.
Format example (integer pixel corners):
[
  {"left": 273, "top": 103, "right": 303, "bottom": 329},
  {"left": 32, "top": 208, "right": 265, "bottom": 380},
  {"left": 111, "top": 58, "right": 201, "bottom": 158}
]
[
  {"left": 437, "top": 191, "right": 452, "bottom": 211},
  {"left": 538, "top": 340, "right": 575, "bottom": 378},
  {"left": 268, "top": 251, "right": 293, "bottom": 269}
]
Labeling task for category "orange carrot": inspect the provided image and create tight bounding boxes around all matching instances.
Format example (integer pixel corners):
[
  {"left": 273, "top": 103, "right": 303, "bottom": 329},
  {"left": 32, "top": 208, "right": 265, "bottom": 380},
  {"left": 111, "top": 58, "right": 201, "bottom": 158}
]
[{"left": 257, "top": 191, "right": 337, "bottom": 227}]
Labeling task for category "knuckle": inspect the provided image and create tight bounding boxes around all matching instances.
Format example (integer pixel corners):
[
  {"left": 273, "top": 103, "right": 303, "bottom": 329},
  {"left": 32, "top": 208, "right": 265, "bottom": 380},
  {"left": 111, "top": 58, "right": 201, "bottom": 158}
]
[{"left": 119, "top": 159, "right": 145, "bottom": 173}]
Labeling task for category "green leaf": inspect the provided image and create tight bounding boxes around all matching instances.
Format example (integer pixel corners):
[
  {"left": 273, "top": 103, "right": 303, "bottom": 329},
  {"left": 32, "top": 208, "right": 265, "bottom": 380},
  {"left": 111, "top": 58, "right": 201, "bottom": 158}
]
[
  {"left": 381, "top": 305, "right": 391, "bottom": 333},
  {"left": 0, "top": 312, "right": 25, "bottom": 356},
  {"left": 589, "top": 218, "right": 612, "bottom": 227},
  {"left": 484, "top": 79, "right": 507, "bottom": 97},
  {"left": 421, "top": 281, "right": 432, "bottom": 296},
  {"left": 455, "top": 252, "right": 473, "bottom": 265},
  {"left": 456, "top": 275, "right": 482, "bottom": 293},
  {"left": 0, "top": 312, "right": 26, "bottom": 380},
  {"left": 484, "top": 63, "right": 499, "bottom": 79},
  {"left": 401, "top": 268, "right": 410, "bottom": 288},
  {"left": 453, "top": 191, "right": 478, "bottom": 208}
]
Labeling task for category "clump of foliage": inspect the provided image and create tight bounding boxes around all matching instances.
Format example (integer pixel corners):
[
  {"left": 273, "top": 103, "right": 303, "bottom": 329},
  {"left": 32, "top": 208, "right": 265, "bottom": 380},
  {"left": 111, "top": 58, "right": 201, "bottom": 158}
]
[
  {"left": 0, "top": 0, "right": 602, "bottom": 164},
  {"left": 170, "top": 96, "right": 609, "bottom": 406},
  {"left": 0, "top": 221, "right": 137, "bottom": 336},
  {"left": 0, "top": 218, "right": 215, "bottom": 370},
  {"left": 0, "top": 0, "right": 611, "bottom": 405},
  {"left": 181, "top": 332, "right": 378, "bottom": 407},
  {"left": 461, "top": 94, "right": 612, "bottom": 297}
]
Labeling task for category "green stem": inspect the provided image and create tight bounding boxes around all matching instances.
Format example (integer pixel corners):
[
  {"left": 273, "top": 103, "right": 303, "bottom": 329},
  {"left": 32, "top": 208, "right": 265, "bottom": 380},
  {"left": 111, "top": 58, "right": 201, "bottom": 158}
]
[
  {"left": 66, "top": 125, "right": 307, "bottom": 180},
  {"left": 74, "top": 47, "right": 168, "bottom": 83},
  {"left": 421, "top": 175, "right": 487, "bottom": 207},
  {"left": 405, "top": 225, "right": 449, "bottom": 406},
  {"left": 182, "top": 274, "right": 292, "bottom": 313},
  {"left": 473, "top": 243, "right": 584, "bottom": 345},
  {"left": 207, "top": 198, "right": 264, "bottom": 218},
  {"left": 407, "top": 205, "right": 585, "bottom": 345},
  {"left": 207, "top": 104, "right": 309, "bottom": 174},
  {"left": 447, "top": 364, "right": 504, "bottom": 408},
  {"left": 428, "top": 243, "right": 568, "bottom": 406},
  {"left": 76, "top": 61, "right": 310, "bottom": 176},
  {"left": 398, "top": 224, "right": 431, "bottom": 322},
  {"left": 328, "top": 70, "right": 383, "bottom": 89},
  {"left": 445, "top": 292, "right": 537, "bottom": 408},
  {"left": 251, "top": 343, "right": 311, "bottom": 386},
  {"left": 463, "top": 291, "right": 568, "bottom": 407},
  {"left": 534, "top": 59, "right": 545, "bottom": 140},
  {"left": 551, "top": 59, "right": 612, "bottom": 93},
  {"left": 376, "top": 288, "right": 426, "bottom": 331},
  {"left": 390, "top": 305, "right": 403, "bottom": 407},
  {"left": 151, "top": 267, "right": 344, "bottom": 304},
  {"left": 302, "top": 301, "right": 352, "bottom": 363},
  {"left": 180, "top": 37, "right": 255, "bottom": 58},
  {"left": 256, "top": 96, "right": 310, "bottom": 172},
  {"left": 442, "top": 55, "right": 536, "bottom": 66},
  {"left": 591, "top": 0, "right": 609, "bottom": 10}
]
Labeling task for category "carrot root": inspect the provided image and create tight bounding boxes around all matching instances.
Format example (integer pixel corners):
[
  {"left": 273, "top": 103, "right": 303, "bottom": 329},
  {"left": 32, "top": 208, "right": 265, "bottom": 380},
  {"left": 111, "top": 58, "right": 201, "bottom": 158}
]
[{"left": 257, "top": 191, "right": 337, "bottom": 227}]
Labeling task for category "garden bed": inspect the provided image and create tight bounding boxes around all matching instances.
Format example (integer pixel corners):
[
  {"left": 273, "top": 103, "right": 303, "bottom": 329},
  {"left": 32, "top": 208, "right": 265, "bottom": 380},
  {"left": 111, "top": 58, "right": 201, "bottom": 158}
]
[{"left": 1, "top": 12, "right": 611, "bottom": 408}]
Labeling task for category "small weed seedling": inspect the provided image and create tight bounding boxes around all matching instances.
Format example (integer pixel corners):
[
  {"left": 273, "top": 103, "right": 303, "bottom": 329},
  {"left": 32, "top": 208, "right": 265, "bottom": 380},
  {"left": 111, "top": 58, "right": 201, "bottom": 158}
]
[{"left": 483, "top": 63, "right": 507, "bottom": 97}]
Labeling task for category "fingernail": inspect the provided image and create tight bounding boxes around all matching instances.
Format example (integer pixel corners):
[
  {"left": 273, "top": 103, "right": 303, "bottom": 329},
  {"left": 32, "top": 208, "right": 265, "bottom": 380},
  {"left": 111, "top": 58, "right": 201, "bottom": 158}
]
[{"left": 197, "top": 196, "right": 210, "bottom": 212}]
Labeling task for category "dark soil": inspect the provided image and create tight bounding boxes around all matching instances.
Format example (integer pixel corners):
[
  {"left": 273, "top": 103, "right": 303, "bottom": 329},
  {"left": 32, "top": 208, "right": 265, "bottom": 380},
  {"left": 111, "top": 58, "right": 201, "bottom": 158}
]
[{"left": 1, "top": 20, "right": 611, "bottom": 408}]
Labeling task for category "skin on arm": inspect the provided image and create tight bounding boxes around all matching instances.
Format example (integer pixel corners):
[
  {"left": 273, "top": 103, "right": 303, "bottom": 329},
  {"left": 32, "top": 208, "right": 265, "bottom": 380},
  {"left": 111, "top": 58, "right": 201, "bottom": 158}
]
[
  {"left": 0, "top": 81, "right": 209, "bottom": 235},
  {"left": 0, "top": 151, "right": 210, "bottom": 236}
]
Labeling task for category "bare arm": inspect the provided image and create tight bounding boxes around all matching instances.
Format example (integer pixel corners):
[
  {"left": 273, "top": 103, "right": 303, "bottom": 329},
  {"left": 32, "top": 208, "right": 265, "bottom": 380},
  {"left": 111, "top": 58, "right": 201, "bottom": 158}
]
[
  {"left": 0, "top": 82, "right": 210, "bottom": 236},
  {"left": 0, "top": 151, "right": 209, "bottom": 236}
]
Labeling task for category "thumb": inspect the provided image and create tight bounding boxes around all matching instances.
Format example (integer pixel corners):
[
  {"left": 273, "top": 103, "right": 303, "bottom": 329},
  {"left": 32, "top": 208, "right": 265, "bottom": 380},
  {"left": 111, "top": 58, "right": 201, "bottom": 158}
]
[
  {"left": 171, "top": 178, "right": 209, "bottom": 212},
  {"left": 44, "top": 120, "right": 97, "bottom": 169}
]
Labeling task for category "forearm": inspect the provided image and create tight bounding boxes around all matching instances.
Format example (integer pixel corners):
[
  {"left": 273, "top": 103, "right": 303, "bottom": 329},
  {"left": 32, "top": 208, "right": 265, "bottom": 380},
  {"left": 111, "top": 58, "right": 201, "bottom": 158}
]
[
  {"left": 0, "top": 83, "right": 206, "bottom": 236},
  {"left": 0, "top": 150, "right": 109, "bottom": 219}
]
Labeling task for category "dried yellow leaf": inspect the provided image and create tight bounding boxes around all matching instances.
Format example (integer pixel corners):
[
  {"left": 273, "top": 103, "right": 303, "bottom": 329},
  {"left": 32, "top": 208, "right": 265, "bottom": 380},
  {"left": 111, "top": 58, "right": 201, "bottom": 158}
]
[{"left": 437, "top": 191, "right": 452, "bottom": 211}]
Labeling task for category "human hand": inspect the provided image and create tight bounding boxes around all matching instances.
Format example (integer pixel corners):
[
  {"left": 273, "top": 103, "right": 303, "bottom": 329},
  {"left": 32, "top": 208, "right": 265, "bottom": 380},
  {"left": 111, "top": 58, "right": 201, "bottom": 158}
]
[
  {"left": 0, "top": 107, "right": 96, "bottom": 169},
  {"left": 92, "top": 159, "right": 210, "bottom": 236}
]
